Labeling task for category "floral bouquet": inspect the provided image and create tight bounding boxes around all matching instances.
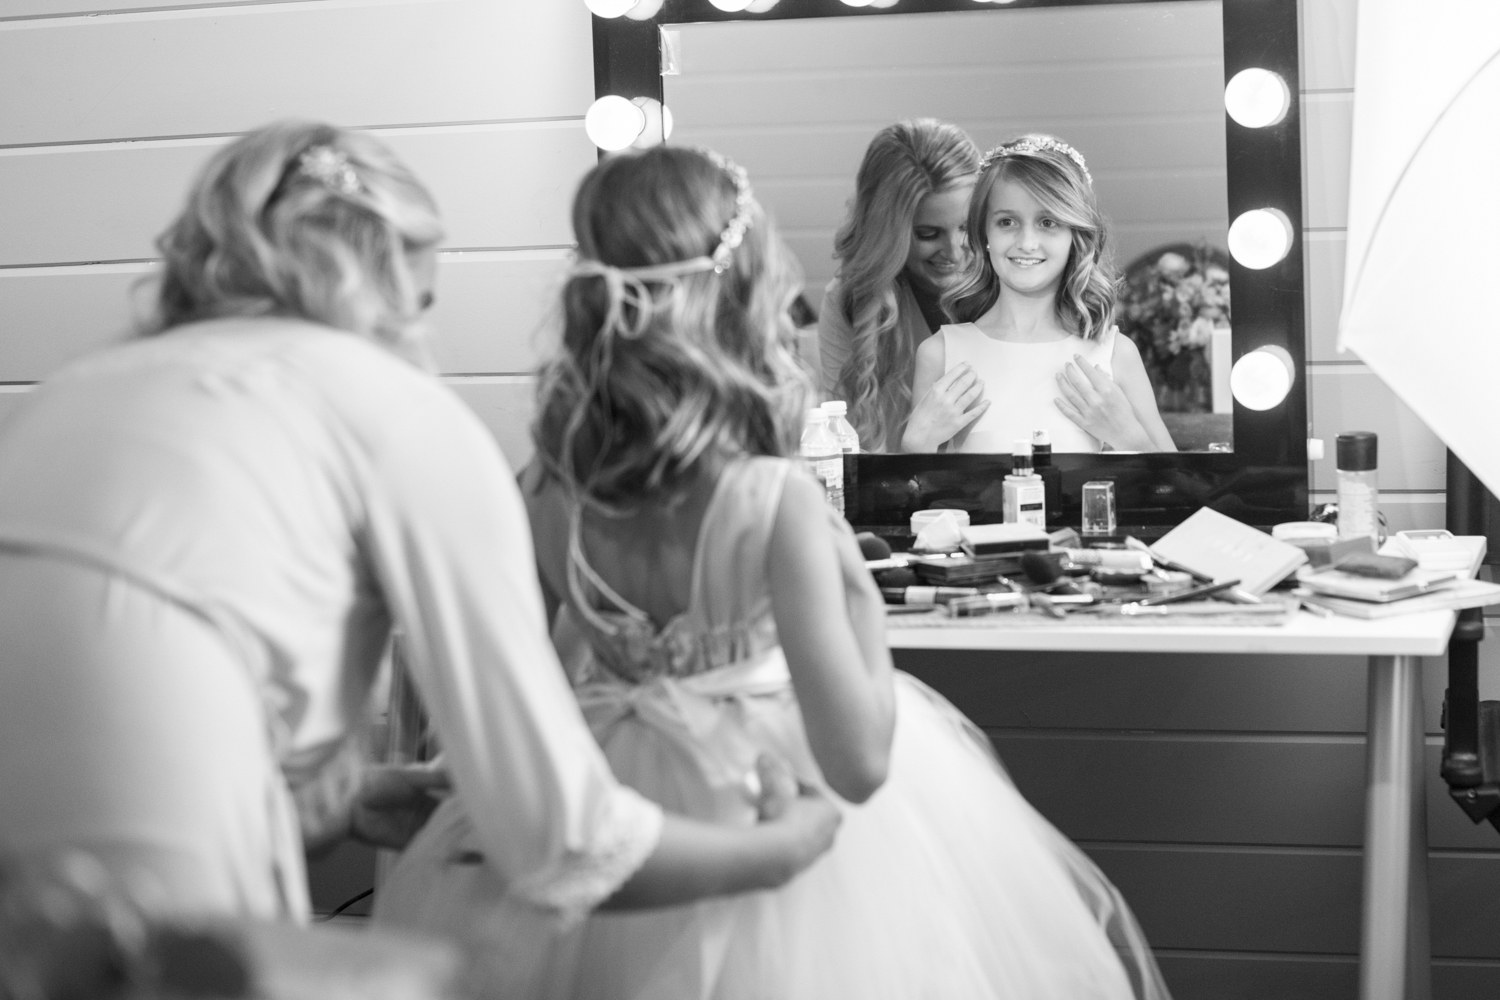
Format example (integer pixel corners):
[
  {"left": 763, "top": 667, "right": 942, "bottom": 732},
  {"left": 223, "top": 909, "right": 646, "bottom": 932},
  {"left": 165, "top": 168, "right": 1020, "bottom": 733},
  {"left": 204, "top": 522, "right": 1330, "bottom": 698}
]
[{"left": 1116, "top": 242, "right": 1231, "bottom": 413}]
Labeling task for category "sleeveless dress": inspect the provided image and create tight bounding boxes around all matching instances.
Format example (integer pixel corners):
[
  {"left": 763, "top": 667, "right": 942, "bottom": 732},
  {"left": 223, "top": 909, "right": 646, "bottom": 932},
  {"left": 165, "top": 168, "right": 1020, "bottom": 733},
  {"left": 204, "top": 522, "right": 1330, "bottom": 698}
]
[
  {"left": 377, "top": 457, "right": 1170, "bottom": 1000},
  {"left": 940, "top": 322, "right": 1116, "bottom": 453}
]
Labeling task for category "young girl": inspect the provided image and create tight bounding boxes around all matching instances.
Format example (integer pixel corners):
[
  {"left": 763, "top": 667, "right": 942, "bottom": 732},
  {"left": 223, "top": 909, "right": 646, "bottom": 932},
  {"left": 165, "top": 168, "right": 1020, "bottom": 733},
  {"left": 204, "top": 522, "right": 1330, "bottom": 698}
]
[
  {"left": 382, "top": 146, "right": 1170, "bottom": 999},
  {"left": 918, "top": 135, "right": 1177, "bottom": 453},
  {"left": 820, "top": 119, "right": 990, "bottom": 452}
]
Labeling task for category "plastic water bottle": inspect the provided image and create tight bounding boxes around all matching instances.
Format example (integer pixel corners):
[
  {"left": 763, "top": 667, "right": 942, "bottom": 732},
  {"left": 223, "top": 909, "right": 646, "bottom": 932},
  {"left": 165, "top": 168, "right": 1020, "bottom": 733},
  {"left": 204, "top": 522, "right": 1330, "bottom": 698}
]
[
  {"left": 821, "top": 400, "right": 861, "bottom": 454},
  {"left": 801, "top": 409, "right": 844, "bottom": 516}
]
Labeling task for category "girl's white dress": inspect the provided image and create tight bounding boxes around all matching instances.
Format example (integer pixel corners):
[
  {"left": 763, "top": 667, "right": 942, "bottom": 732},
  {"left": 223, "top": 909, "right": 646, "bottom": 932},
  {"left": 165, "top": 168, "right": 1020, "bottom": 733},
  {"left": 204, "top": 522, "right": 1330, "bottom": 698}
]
[
  {"left": 377, "top": 456, "right": 1170, "bottom": 1000},
  {"left": 940, "top": 322, "right": 1116, "bottom": 453}
]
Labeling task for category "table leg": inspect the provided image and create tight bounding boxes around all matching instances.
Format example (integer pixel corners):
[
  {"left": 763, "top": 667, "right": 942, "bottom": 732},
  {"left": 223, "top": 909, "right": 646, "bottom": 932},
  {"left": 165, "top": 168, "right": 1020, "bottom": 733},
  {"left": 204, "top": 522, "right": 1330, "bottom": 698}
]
[{"left": 1360, "top": 655, "right": 1432, "bottom": 1000}]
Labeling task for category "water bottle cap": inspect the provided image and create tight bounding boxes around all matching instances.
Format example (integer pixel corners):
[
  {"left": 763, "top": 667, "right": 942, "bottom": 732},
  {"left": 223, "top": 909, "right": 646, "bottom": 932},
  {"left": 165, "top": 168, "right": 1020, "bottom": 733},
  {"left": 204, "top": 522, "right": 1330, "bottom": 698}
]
[
  {"left": 822, "top": 400, "right": 847, "bottom": 416},
  {"left": 1335, "top": 431, "right": 1377, "bottom": 471},
  {"left": 805, "top": 408, "right": 828, "bottom": 423}
]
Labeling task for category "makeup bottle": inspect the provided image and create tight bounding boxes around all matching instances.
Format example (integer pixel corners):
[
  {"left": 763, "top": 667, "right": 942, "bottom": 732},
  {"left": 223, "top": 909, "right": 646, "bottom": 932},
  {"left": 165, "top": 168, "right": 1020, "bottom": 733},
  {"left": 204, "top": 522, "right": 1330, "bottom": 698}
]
[
  {"left": 1003, "top": 439, "right": 1046, "bottom": 528},
  {"left": 1336, "top": 431, "right": 1379, "bottom": 543},
  {"left": 801, "top": 409, "right": 844, "bottom": 516},
  {"left": 1031, "top": 429, "right": 1061, "bottom": 526}
]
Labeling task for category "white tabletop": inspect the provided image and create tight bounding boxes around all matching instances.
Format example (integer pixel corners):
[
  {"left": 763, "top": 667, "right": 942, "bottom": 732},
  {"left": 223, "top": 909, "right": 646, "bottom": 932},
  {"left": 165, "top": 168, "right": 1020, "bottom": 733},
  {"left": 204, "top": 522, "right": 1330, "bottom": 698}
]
[{"left": 886, "top": 608, "right": 1457, "bottom": 656}]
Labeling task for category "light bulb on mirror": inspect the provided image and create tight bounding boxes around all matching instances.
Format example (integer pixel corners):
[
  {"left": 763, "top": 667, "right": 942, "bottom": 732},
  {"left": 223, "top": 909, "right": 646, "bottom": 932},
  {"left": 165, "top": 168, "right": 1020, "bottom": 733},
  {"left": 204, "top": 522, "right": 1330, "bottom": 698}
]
[
  {"left": 1230, "top": 345, "right": 1295, "bottom": 411},
  {"left": 1227, "top": 208, "right": 1293, "bottom": 270},
  {"left": 709, "top": 0, "right": 755, "bottom": 10},
  {"left": 1224, "top": 68, "right": 1290, "bottom": 128},
  {"left": 585, "top": 95, "right": 646, "bottom": 152},
  {"left": 583, "top": 0, "right": 638, "bottom": 17},
  {"left": 629, "top": 97, "right": 673, "bottom": 149},
  {"left": 839, "top": 0, "right": 876, "bottom": 7},
  {"left": 745, "top": 0, "right": 781, "bottom": 11},
  {"left": 625, "top": 0, "right": 664, "bottom": 17}
]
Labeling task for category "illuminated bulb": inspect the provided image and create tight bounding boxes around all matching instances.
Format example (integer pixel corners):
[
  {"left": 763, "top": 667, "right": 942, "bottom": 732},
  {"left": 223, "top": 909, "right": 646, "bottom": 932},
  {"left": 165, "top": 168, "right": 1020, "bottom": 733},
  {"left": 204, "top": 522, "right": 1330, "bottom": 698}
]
[
  {"left": 1230, "top": 345, "right": 1295, "bottom": 411},
  {"left": 1227, "top": 208, "right": 1293, "bottom": 270},
  {"left": 583, "top": 0, "right": 638, "bottom": 17},
  {"left": 585, "top": 96, "right": 646, "bottom": 151},
  {"left": 745, "top": 0, "right": 782, "bottom": 10},
  {"left": 630, "top": 97, "right": 670, "bottom": 149},
  {"left": 709, "top": 0, "right": 754, "bottom": 9},
  {"left": 839, "top": 0, "right": 876, "bottom": 7},
  {"left": 870, "top": 0, "right": 899, "bottom": 6},
  {"left": 1224, "top": 68, "right": 1291, "bottom": 128},
  {"left": 625, "top": 0, "right": 664, "bottom": 17}
]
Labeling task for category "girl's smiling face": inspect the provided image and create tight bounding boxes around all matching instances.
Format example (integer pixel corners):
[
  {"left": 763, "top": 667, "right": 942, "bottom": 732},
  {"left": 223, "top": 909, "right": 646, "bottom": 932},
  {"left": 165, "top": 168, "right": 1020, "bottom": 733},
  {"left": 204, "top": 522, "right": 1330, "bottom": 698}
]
[
  {"left": 904, "top": 178, "right": 975, "bottom": 293},
  {"left": 985, "top": 178, "right": 1073, "bottom": 297}
]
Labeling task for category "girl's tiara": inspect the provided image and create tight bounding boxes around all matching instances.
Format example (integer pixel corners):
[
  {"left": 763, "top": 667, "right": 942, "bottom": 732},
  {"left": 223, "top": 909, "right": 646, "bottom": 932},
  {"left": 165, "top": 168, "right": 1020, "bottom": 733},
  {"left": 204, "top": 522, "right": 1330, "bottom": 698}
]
[
  {"left": 980, "top": 137, "right": 1092, "bottom": 186},
  {"left": 569, "top": 149, "right": 757, "bottom": 340},
  {"left": 295, "top": 145, "right": 363, "bottom": 195}
]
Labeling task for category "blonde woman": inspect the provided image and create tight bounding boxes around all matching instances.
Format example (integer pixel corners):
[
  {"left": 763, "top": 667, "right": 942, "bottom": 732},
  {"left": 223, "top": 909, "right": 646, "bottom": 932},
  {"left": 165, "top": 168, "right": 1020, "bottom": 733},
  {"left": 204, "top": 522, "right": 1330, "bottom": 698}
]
[
  {"left": 820, "top": 119, "right": 988, "bottom": 452},
  {"left": 0, "top": 122, "right": 838, "bottom": 922},
  {"left": 923, "top": 135, "right": 1177, "bottom": 453}
]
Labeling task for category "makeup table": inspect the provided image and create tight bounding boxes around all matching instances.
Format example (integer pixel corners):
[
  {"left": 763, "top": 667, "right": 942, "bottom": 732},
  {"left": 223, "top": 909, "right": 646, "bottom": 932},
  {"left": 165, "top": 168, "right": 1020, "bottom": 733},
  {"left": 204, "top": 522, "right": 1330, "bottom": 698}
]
[{"left": 888, "top": 607, "right": 1457, "bottom": 1000}]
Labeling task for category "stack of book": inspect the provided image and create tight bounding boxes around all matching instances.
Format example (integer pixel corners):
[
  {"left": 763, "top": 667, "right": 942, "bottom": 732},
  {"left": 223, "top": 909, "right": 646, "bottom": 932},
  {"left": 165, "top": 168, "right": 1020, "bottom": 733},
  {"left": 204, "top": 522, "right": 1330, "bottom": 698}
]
[{"left": 1296, "top": 533, "right": 1500, "bottom": 619}]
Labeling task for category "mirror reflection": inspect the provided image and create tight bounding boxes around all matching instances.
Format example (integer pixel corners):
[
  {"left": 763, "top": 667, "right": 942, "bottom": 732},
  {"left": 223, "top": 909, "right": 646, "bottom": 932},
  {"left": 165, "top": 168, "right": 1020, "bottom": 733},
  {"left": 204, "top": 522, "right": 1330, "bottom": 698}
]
[{"left": 663, "top": 1, "right": 1231, "bottom": 454}]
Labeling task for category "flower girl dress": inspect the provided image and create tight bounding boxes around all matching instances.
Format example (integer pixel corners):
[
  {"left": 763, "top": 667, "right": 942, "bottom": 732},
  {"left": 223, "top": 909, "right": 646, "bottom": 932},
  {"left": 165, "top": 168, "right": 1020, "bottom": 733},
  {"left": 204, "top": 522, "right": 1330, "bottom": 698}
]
[{"left": 376, "top": 456, "right": 1170, "bottom": 1000}]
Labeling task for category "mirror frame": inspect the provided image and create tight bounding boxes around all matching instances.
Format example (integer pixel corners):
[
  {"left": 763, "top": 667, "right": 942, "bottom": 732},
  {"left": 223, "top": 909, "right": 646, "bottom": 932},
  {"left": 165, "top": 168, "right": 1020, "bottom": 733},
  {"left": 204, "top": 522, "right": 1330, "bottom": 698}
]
[{"left": 594, "top": 0, "right": 1307, "bottom": 539}]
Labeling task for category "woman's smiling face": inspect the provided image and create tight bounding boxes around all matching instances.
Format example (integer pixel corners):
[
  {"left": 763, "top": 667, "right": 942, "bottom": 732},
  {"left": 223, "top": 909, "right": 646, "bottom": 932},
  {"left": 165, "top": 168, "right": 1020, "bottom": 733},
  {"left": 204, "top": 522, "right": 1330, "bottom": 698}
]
[
  {"left": 984, "top": 178, "right": 1073, "bottom": 297},
  {"left": 904, "top": 178, "right": 975, "bottom": 293}
]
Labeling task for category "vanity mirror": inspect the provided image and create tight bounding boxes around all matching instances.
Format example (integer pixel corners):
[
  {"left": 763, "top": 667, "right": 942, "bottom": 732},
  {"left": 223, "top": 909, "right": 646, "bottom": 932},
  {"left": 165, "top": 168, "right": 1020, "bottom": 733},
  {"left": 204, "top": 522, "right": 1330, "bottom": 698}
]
[{"left": 593, "top": 0, "right": 1307, "bottom": 534}]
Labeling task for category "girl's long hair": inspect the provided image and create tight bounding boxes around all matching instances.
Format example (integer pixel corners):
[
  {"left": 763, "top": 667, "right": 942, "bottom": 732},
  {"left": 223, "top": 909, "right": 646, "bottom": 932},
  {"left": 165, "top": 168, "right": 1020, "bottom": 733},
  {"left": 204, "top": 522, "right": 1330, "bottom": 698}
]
[
  {"left": 830, "top": 120, "right": 979, "bottom": 451},
  {"left": 146, "top": 121, "right": 444, "bottom": 360},
  {"left": 532, "top": 146, "right": 809, "bottom": 511},
  {"left": 943, "top": 135, "right": 1117, "bottom": 340}
]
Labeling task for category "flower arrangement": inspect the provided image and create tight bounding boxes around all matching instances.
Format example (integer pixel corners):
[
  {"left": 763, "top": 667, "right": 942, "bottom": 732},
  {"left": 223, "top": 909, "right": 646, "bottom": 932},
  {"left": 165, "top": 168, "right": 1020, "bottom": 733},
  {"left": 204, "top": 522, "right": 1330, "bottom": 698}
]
[{"left": 1116, "top": 242, "right": 1231, "bottom": 413}]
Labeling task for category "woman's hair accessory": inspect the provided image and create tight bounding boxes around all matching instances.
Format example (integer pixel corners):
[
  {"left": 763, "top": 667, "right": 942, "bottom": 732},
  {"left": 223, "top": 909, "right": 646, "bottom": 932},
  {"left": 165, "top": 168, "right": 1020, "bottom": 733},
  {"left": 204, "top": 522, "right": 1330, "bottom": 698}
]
[
  {"left": 702, "top": 150, "right": 755, "bottom": 273},
  {"left": 980, "top": 137, "right": 1092, "bottom": 186},
  {"left": 296, "top": 145, "right": 363, "bottom": 195},
  {"left": 568, "top": 149, "right": 757, "bottom": 340}
]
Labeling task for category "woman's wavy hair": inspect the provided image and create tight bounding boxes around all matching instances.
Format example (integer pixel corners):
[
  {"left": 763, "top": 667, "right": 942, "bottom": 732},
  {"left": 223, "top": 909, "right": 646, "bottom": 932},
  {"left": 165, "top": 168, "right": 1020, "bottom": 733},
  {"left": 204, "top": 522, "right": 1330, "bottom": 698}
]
[
  {"left": 830, "top": 119, "right": 979, "bottom": 451},
  {"left": 532, "top": 145, "right": 809, "bottom": 511},
  {"left": 144, "top": 120, "right": 444, "bottom": 361},
  {"left": 943, "top": 134, "right": 1116, "bottom": 341}
]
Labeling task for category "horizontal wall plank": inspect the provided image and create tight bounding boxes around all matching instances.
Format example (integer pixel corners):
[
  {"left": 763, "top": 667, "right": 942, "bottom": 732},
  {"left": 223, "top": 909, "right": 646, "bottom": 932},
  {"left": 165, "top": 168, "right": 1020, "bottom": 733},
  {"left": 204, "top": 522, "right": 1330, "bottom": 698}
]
[
  {"left": 1299, "top": 0, "right": 1358, "bottom": 93},
  {"left": 0, "top": 252, "right": 566, "bottom": 382},
  {"left": 1305, "top": 232, "right": 1348, "bottom": 361},
  {"left": 0, "top": 0, "right": 593, "bottom": 147},
  {"left": 0, "top": 123, "right": 590, "bottom": 267},
  {"left": 0, "top": 0, "right": 243, "bottom": 18},
  {"left": 990, "top": 733, "right": 1500, "bottom": 851},
  {"left": 1090, "top": 846, "right": 1500, "bottom": 959},
  {"left": 446, "top": 377, "right": 535, "bottom": 472},
  {"left": 1309, "top": 368, "right": 1445, "bottom": 491},
  {"left": 1158, "top": 952, "right": 1500, "bottom": 1000},
  {"left": 673, "top": 3, "right": 1223, "bottom": 75},
  {"left": 1302, "top": 93, "right": 1354, "bottom": 230}
]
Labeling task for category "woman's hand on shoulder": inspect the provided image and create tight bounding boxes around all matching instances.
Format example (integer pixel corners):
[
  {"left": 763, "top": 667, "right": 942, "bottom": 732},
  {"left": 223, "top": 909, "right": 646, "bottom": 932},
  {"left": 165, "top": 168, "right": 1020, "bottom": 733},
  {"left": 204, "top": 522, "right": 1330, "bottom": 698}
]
[
  {"left": 1053, "top": 350, "right": 1157, "bottom": 452},
  {"left": 901, "top": 337, "right": 990, "bottom": 452}
]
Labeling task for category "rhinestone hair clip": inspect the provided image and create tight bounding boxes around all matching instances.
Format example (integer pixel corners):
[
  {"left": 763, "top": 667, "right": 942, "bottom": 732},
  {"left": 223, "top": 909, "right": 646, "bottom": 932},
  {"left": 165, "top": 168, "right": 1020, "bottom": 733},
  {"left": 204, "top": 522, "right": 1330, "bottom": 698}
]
[
  {"left": 701, "top": 149, "right": 755, "bottom": 274},
  {"left": 980, "top": 137, "right": 1092, "bottom": 186},
  {"left": 296, "top": 145, "right": 363, "bottom": 196}
]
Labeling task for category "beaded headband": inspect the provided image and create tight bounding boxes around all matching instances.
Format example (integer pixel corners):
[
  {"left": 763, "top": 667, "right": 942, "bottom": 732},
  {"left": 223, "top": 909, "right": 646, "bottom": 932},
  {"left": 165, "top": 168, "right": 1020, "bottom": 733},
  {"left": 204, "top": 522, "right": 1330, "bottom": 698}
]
[
  {"left": 980, "top": 137, "right": 1092, "bottom": 187},
  {"left": 295, "top": 145, "right": 363, "bottom": 196},
  {"left": 569, "top": 149, "right": 757, "bottom": 340}
]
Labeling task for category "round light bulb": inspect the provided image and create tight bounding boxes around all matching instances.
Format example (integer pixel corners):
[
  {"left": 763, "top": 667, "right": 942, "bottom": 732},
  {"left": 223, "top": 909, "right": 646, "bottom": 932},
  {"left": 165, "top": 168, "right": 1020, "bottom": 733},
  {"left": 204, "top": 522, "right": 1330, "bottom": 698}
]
[
  {"left": 624, "top": 0, "right": 664, "bottom": 17},
  {"left": 662, "top": 104, "right": 674, "bottom": 140},
  {"left": 709, "top": 0, "right": 754, "bottom": 10},
  {"left": 1230, "top": 345, "right": 1295, "bottom": 411},
  {"left": 839, "top": 0, "right": 876, "bottom": 7},
  {"left": 585, "top": 95, "right": 646, "bottom": 152},
  {"left": 1227, "top": 208, "right": 1293, "bottom": 270},
  {"left": 583, "top": 0, "right": 638, "bottom": 17},
  {"left": 745, "top": 0, "right": 782, "bottom": 10},
  {"left": 630, "top": 97, "right": 669, "bottom": 149},
  {"left": 1224, "top": 68, "right": 1291, "bottom": 128}
]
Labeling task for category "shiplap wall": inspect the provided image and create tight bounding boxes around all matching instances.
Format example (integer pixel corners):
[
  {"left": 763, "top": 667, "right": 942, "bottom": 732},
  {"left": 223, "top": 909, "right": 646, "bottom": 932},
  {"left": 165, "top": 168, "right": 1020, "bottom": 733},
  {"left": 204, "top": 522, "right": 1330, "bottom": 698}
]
[
  {"left": 0, "top": 0, "right": 585, "bottom": 470},
  {"left": 665, "top": 1, "right": 1229, "bottom": 303}
]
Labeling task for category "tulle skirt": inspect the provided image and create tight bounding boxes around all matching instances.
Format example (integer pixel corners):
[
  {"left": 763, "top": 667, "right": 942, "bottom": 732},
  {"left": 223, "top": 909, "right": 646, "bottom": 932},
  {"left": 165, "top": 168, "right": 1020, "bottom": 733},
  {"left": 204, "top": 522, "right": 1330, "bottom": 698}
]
[{"left": 376, "top": 656, "right": 1169, "bottom": 1000}]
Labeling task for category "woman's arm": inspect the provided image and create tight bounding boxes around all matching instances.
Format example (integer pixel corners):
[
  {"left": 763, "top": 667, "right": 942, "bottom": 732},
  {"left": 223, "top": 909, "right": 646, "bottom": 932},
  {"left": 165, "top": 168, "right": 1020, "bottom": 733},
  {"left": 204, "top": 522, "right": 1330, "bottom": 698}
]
[
  {"left": 768, "top": 471, "right": 896, "bottom": 803},
  {"left": 353, "top": 365, "right": 839, "bottom": 921},
  {"left": 901, "top": 335, "right": 989, "bottom": 453}
]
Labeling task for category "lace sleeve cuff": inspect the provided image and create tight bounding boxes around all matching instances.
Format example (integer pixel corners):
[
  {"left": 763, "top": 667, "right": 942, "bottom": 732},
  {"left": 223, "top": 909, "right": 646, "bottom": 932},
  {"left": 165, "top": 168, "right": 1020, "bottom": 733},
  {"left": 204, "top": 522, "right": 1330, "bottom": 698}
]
[{"left": 507, "top": 785, "right": 664, "bottom": 929}]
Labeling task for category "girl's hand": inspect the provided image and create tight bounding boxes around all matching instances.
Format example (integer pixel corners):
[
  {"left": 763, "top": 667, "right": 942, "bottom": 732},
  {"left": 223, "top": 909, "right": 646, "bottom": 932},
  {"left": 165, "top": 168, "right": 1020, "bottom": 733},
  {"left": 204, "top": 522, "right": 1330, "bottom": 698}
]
[
  {"left": 1054, "top": 356, "right": 1157, "bottom": 452},
  {"left": 348, "top": 764, "right": 452, "bottom": 850},
  {"left": 901, "top": 363, "right": 990, "bottom": 452}
]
